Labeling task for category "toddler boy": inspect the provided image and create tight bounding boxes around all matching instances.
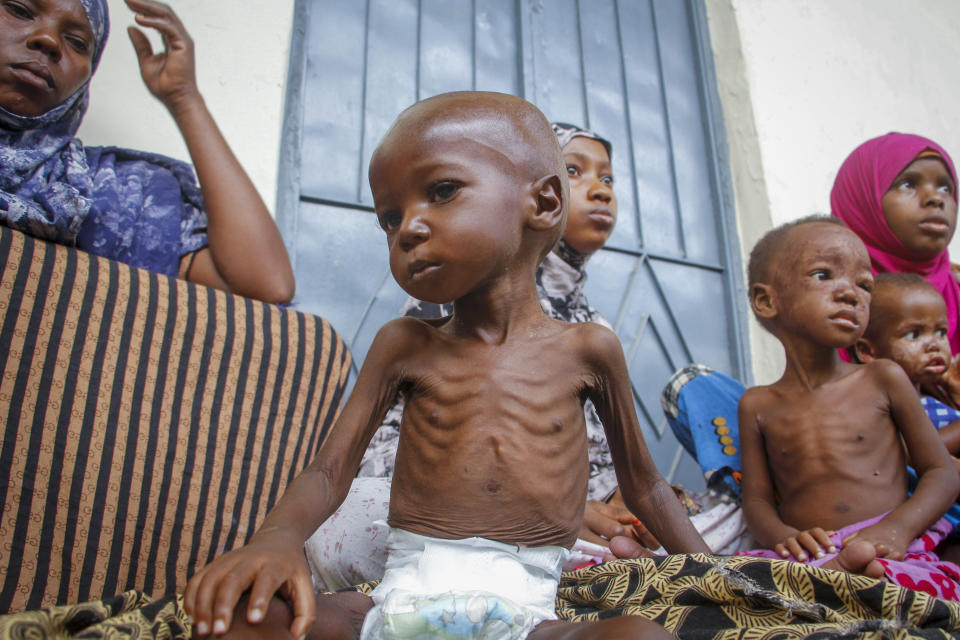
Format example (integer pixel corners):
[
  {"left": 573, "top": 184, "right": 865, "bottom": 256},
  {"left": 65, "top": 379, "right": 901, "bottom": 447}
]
[
  {"left": 184, "top": 92, "right": 706, "bottom": 639},
  {"left": 855, "top": 273, "right": 960, "bottom": 455},
  {"left": 737, "top": 216, "right": 960, "bottom": 600}
]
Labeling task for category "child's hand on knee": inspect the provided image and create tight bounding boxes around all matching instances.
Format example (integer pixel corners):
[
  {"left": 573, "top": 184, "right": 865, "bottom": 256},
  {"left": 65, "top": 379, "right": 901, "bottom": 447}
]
[
  {"left": 184, "top": 529, "right": 315, "bottom": 640},
  {"left": 124, "top": 0, "right": 200, "bottom": 112},
  {"left": 775, "top": 527, "right": 836, "bottom": 561}
]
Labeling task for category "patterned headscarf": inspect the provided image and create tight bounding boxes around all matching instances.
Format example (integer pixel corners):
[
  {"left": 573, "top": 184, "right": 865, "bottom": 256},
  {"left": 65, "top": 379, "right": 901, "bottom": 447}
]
[
  {"left": 0, "top": 1, "right": 206, "bottom": 276},
  {"left": 0, "top": 0, "right": 110, "bottom": 243},
  {"left": 550, "top": 122, "right": 612, "bottom": 163},
  {"left": 831, "top": 132, "right": 960, "bottom": 353}
]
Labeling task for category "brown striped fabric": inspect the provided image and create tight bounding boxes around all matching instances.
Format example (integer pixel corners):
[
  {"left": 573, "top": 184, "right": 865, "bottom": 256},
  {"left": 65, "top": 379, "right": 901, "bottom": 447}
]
[{"left": 0, "top": 227, "right": 352, "bottom": 612}]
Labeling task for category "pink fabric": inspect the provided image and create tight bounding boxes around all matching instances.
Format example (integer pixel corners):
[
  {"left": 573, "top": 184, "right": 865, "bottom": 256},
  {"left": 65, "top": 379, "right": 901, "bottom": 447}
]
[
  {"left": 740, "top": 513, "right": 960, "bottom": 601},
  {"left": 830, "top": 132, "right": 960, "bottom": 354}
]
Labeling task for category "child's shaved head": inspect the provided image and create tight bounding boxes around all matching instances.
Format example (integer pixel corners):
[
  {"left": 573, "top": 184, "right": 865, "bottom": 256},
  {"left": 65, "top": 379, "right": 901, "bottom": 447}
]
[
  {"left": 862, "top": 273, "right": 938, "bottom": 342},
  {"left": 371, "top": 92, "right": 567, "bottom": 261},
  {"left": 380, "top": 91, "right": 565, "bottom": 185},
  {"left": 747, "top": 215, "right": 847, "bottom": 289}
]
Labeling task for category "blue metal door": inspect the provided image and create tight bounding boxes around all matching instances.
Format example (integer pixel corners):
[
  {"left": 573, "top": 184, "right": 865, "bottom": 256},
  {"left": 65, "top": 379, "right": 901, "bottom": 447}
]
[{"left": 277, "top": 0, "right": 748, "bottom": 490}]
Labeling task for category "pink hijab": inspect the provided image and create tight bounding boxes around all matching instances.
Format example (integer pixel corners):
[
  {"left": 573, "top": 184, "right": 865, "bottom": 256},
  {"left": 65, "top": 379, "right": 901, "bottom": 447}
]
[{"left": 831, "top": 132, "right": 960, "bottom": 354}]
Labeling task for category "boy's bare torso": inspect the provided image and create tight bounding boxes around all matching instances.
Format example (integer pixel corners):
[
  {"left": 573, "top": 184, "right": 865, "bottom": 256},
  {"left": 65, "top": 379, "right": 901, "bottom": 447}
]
[
  {"left": 386, "top": 315, "right": 597, "bottom": 549},
  {"left": 747, "top": 364, "right": 908, "bottom": 532}
]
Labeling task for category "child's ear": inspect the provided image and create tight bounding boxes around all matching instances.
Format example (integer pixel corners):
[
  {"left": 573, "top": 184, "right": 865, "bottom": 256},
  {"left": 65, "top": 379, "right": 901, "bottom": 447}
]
[
  {"left": 750, "top": 282, "right": 777, "bottom": 320},
  {"left": 527, "top": 174, "right": 564, "bottom": 232},
  {"left": 854, "top": 337, "right": 877, "bottom": 363}
]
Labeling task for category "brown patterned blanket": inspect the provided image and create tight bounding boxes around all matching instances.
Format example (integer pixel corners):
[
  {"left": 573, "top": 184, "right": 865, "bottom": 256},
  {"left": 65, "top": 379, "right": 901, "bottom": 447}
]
[{"left": 4, "top": 555, "right": 958, "bottom": 639}]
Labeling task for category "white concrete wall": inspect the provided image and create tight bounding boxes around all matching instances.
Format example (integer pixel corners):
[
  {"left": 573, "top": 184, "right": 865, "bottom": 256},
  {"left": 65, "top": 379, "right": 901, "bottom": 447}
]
[
  {"left": 706, "top": 0, "right": 960, "bottom": 383},
  {"left": 77, "top": 0, "right": 294, "bottom": 214}
]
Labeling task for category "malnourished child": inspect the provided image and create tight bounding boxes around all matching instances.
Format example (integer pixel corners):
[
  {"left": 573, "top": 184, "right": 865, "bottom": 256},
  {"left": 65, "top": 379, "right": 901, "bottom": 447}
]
[
  {"left": 853, "top": 273, "right": 960, "bottom": 552},
  {"left": 854, "top": 273, "right": 960, "bottom": 457},
  {"left": 737, "top": 216, "right": 960, "bottom": 600},
  {"left": 184, "top": 91, "right": 707, "bottom": 639}
]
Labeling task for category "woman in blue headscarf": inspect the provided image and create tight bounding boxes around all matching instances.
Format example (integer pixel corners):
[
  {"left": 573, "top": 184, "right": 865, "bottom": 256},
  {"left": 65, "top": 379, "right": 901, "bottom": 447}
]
[{"left": 0, "top": 0, "right": 294, "bottom": 303}]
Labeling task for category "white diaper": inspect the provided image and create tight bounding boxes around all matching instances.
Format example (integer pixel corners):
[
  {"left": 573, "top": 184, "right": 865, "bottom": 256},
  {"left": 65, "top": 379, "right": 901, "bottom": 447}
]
[{"left": 359, "top": 524, "right": 570, "bottom": 640}]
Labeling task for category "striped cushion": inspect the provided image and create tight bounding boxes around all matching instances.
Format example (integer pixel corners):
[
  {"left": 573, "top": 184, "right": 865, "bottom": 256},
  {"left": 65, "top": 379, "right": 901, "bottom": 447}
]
[{"left": 0, "top": 227, "right": 351, "bottom": 612}]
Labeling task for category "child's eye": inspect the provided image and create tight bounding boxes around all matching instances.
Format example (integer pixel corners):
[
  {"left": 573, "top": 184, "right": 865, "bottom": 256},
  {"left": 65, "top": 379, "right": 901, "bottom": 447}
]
[
  {"left": 601, "top": 174, "right": 614, "bottom": 186},
  {"left": 937, "top": 328, "right": 949, "bottom": 338},
  {"left": 938, "top": 181, "right": 955, "bottom": 195},
  {"left": 904, "top": 329, "right": 920, "bottom": 340},
  {"left": 377, "top": 211, "right": 402, "bottom": 232},
  {"left": 566, "top": 165, "right": 580, "bottom": 178},
  {"left": 857, "top": 279, "right": 874, "bottom": 293},
  {"left": 3, "top": 1, "right": 32, "bottom": 19},
  {"left": 811, "top": 270, "right": 829, "bottom": 280},
  {"left": 429, "top": 180, "right": 460, "bottom": 202},
  {"left": 894, "top": 179, "right": 915, "bottom": 191}
]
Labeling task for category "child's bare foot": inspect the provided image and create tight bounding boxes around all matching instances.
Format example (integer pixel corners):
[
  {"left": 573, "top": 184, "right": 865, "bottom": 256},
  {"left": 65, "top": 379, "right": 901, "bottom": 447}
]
[{"left": 822, "top": 540, "right": 885, "bottom": 579}]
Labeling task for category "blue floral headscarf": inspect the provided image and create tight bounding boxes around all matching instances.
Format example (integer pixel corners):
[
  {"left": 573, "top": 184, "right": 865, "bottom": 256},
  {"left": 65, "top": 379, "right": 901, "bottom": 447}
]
[
  {"left": 0, "top": 0, "right": 111, "bottom": 243},
  {"left": 0, "top": 0, "right": 206, "bottom": 275}
]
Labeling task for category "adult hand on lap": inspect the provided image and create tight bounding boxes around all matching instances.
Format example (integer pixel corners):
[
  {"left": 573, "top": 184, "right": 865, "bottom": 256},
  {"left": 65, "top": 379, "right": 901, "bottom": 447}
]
[{"left": 125, "top": 0, "right": 200, "bottom": 112}]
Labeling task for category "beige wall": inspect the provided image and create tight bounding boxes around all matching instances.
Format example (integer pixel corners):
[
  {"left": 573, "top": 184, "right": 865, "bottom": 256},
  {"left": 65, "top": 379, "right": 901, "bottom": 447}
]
[
  {"left": 77, "top": 0, "right": 294, "bottom": 213},
  {"left": 706, "top": 0, "right": 960, "bottom": 383}
]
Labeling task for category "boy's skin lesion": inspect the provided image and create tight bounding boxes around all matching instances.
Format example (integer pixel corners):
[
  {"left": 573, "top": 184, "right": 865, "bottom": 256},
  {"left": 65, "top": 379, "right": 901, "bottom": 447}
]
[
  {"left": 740, "top": 218, "right": 960, "bottom": 578},
  {"left": 184, "top": 91, "right": 701, "bottom": 640}
]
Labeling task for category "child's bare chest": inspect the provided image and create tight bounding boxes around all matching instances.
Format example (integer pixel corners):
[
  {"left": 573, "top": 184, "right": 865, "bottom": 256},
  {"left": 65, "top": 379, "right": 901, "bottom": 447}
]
[
  {"left": 759, "top": 384, "right": 895, "bottom": 467},
  {"left": 404, "top": 340, "right": 590, "bottom": 433}
]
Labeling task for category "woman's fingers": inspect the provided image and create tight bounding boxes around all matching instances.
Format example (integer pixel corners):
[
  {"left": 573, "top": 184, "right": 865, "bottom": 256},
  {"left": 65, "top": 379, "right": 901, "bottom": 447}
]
[
  {"left": 132, "top": 13, "right": 190, "bottom": 49},
  {"left": 127, "top": 26, "right": 153, "bottom": 62}
]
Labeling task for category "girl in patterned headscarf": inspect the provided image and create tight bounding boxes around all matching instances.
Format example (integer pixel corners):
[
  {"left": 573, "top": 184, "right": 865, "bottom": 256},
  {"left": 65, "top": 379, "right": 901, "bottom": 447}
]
[{"left": 0, "top": 0, "right": 293, "bottom": 303}]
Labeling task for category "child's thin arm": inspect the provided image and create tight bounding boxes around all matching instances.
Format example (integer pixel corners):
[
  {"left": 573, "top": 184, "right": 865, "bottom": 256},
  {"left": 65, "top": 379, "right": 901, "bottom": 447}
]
[
  {"left": 868, "top": 361, "right": 960, "bottom": 552},
  {"left": 125, "top": 0, "right": 294, "bottom": 303},
  {"left": 585, "top": 326, "right": 709, "bottom": 554},
  {"left": 183, "top": 320, "right": 414, "bottom": 638}
]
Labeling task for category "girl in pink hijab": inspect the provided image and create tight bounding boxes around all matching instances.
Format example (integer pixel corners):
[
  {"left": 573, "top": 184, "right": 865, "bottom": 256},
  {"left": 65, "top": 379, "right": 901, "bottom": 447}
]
[{"left": 831, "top": 132, "right": 959, "bottom": 353}]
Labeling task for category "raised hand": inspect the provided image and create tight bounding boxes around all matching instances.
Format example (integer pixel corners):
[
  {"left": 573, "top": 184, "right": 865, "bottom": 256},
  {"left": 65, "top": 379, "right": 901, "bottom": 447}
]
[{"left": 124, "top": 0, "right": 199, "bottom": 111}]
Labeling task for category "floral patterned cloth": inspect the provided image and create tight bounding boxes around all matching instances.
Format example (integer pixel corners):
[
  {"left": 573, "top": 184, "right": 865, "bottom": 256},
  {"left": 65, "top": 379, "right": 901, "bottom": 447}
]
[
  {"left": 739, "top": 512, "right": 960, "bottom": 601},
  {"left": 0, "top": 0, "right": 207, "bottom": 277}
]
